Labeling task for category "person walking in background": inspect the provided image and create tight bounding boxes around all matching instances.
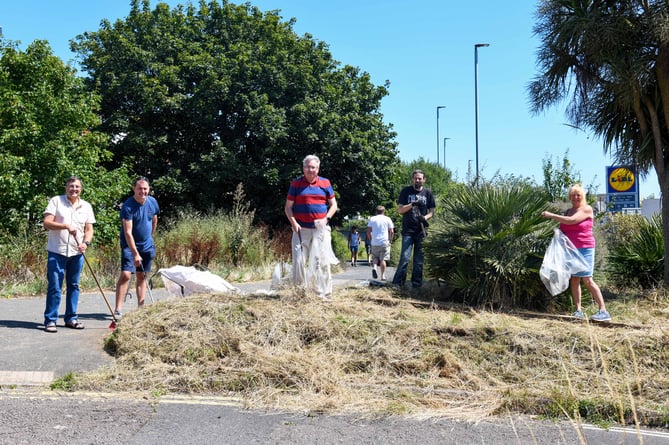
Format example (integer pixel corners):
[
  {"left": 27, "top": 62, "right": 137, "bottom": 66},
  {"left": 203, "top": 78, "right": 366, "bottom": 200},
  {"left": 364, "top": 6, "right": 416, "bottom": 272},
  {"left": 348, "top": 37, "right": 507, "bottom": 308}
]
[
  {"left": 114, "top": 177, "right": 160, "bottom": 319},
  {"left": 367, "top": 205, "right": 394, "bottom": 281},
  {"left": 364, "top": 232, "right": 372, "bottom": 264},
  {"left": 284, "top": 154, "right": 338, "bottom": 300},
  {"left": 42, "top": 176, "right": 95, "bottom": 332},
  {"left": 392, "top": 170, "right": 436, "bottom": 289},
  {"left": 348, "top": 226, "right": 361, "bottom": 267},
  {"left": 541, "top": 184, "right": 611, "bottom": 321}
]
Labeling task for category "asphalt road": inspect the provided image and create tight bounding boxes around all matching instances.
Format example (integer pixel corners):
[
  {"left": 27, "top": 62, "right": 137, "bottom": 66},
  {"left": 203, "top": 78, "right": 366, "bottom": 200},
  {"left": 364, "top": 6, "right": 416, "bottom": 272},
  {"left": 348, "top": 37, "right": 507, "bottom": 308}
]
[{"left": 1, "top": 262, "right": 668, "bottom": 444}]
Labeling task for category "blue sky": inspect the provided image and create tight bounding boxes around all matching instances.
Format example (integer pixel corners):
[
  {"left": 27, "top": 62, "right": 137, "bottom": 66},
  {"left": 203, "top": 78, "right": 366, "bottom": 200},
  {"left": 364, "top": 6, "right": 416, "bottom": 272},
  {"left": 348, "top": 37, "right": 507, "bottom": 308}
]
[{"left": 1, "top": 0, "right": 660, "bottom": 198}]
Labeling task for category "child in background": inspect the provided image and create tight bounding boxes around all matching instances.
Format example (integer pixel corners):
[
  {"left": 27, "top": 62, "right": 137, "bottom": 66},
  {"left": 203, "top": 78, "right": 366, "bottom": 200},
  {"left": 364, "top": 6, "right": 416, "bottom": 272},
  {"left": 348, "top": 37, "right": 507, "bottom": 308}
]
[{"left": 348, "top": 226, "right": 360, "bottom": 267}]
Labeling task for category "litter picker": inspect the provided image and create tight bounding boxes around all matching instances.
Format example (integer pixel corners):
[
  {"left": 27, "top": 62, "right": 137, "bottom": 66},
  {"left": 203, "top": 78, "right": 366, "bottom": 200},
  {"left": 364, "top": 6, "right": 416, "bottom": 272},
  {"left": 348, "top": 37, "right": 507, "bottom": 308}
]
[
  {"left": 137, "top": 260, "right": 155, "bottom": 304},
  {"left": 77, "top": 237, "right": 118, "bottom": 330}
]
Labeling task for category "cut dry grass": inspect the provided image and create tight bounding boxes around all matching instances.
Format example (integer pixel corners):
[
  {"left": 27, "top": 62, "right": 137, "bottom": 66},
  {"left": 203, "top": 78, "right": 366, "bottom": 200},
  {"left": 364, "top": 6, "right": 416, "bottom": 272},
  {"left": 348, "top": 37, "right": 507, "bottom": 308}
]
[{"left": 74, "top": 287, "right": 669, "bottom": 426}]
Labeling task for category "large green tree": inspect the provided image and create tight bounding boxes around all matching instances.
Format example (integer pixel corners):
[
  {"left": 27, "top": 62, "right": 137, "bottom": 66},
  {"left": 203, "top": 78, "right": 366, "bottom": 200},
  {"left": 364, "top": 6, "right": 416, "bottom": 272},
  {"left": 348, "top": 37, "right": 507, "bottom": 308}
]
[
  {"left": 0, "top": 40, "right": 128, "bottom": 242},
  {"left": 72, "top": 0, "right": 399, "bottom": 226},
  {"left": 529, "top": 0, "right": 669, "bottom": 283}
]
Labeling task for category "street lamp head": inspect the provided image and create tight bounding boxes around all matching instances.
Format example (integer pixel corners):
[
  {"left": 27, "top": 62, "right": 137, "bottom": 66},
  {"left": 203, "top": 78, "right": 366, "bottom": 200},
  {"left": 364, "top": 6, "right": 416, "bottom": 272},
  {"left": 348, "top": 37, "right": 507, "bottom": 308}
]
[
  {"left": 475, "top": 43, "right": 490, "bottom": 48},
  {"left": 437, "top": 105, "right": 445, "bottom": 110}
]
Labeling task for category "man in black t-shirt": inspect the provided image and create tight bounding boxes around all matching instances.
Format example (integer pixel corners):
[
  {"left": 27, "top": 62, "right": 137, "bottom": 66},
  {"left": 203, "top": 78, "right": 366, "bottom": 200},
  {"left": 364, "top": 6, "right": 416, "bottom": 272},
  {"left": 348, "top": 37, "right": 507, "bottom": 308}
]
[{"left": 392, "top": 170, "right": 436, "bottom": 288}]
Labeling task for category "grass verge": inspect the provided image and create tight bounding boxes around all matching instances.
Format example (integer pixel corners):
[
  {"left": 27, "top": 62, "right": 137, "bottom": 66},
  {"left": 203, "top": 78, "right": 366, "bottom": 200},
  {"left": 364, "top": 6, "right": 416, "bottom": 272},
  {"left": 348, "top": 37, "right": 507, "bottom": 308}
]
[{"left": 72, "top": 286, "right": 669, "bottom": 427}]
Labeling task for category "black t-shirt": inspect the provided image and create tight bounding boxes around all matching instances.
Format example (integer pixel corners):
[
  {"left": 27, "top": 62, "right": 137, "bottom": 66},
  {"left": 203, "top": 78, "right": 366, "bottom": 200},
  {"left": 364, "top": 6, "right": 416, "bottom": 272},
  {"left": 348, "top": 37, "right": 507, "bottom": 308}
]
[{"left": 397, "top": 186, "right": 436, "bottom": 236}]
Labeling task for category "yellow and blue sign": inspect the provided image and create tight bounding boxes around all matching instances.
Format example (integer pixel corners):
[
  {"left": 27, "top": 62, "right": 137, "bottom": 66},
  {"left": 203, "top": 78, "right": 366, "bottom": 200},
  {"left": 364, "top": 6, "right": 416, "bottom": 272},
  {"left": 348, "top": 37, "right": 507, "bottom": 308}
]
[
  {"left": 606, "top": 166, "right": 639, "bottom": 211},
  {"left": 607, "top": 166, "right": 637, "bottom": 193}
]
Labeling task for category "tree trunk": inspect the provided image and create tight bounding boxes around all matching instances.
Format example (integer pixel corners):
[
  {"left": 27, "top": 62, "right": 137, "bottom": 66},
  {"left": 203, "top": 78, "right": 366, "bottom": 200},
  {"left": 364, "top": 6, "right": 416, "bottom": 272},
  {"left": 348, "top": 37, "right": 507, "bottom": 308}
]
[
  {"left": 661, "top": 173, "right": 669, "bottom": 285},
  {"left": 655, "top": 43, "right": 669, "bottom": 285}
]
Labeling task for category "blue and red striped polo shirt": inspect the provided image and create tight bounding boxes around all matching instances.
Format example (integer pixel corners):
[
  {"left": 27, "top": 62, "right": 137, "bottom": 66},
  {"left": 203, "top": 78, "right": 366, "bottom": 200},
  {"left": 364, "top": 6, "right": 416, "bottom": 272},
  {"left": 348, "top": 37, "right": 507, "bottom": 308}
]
[{"left": 287, "top": 176, "right": 334, "bottom": 228}]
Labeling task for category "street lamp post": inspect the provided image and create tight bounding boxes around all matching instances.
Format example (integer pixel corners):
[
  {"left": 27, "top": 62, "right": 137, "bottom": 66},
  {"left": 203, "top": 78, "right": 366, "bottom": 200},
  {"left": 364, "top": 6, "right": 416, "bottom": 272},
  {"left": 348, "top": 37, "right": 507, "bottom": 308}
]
[
  {"left": 436, "top": 106, "right": 445, "bottom": 165},
  {"left": 443, "top": 137, "right": 450, "bottom": 169},
  {"left": 474, "top": 43, "right": 489, "bottom": 185}
]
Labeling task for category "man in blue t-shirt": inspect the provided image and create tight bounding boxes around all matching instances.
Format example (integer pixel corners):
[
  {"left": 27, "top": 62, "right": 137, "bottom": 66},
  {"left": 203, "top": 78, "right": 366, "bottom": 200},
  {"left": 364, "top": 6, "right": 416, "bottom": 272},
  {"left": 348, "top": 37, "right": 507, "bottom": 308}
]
[{"left": 114, "top": 177, "right": 160, "bottom": 317}]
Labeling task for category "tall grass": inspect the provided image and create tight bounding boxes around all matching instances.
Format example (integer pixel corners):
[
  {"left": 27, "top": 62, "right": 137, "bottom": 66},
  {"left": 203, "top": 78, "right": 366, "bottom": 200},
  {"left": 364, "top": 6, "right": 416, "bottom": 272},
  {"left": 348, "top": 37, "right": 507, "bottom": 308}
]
[
  {"left": 157, "top": 184, "right": 280, "bottom": 282},
  {"left": 0, "top": 223, "right": 47, "bottom": 296}
]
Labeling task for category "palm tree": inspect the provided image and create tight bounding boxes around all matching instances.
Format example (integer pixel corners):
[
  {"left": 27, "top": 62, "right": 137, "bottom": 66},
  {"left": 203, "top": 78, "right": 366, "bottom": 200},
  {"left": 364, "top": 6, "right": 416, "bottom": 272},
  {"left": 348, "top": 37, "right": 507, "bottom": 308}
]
[
  {"left": 529, "top": 0, "right": 669, "bottom": 283},
  {"left": 424, "top": 182, "right": 553, "bottom": 309}
]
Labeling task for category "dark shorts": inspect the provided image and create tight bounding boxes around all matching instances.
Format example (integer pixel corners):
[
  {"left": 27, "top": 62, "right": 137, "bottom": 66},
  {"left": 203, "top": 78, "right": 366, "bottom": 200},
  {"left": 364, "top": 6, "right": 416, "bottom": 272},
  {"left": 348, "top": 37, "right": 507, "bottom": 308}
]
[
  {"left": 121, "top": 247, "right": 155, "bottom": 273},
  {"left": 350, "top": 245, "right": 359, "bottom": 253}
]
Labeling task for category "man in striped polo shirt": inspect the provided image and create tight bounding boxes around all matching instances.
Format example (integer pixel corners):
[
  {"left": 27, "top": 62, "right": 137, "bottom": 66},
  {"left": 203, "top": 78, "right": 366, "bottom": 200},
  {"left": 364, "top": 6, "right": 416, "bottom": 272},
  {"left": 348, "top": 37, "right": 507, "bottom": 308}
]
[{"left": 284, "top": 155, "right": 338, "bottom": 299}]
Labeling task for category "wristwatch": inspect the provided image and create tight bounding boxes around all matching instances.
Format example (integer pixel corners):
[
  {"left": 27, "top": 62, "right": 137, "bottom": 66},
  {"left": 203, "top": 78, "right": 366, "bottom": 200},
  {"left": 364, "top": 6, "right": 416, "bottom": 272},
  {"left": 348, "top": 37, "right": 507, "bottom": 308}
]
[{"left": 84, "top": 241, "right": 91, "bottom": 246}]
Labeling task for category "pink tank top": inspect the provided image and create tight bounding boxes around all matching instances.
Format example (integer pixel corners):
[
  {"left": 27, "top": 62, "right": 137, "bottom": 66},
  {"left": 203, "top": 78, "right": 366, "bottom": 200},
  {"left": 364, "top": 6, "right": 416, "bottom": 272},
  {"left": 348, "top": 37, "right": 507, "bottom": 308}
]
[{"left": 560, "top": 218, "right": 595, "bottom": 248}]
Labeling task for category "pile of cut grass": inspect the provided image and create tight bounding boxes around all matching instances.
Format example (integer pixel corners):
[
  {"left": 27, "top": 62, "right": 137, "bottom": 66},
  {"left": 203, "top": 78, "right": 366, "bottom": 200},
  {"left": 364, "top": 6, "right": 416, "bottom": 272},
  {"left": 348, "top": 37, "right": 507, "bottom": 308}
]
[{"left": 74, "top": 287, "right": 669, "bottom": 426}]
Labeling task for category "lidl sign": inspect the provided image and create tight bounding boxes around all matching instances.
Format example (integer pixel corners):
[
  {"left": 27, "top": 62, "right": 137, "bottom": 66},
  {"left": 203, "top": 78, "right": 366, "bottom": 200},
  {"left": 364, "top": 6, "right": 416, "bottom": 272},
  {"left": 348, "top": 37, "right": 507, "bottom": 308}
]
[
  {"left": 607, "top": 166, "right": 637, "bottom": 193},
  {"left": 606, "top": 166, "right": 639, "bottom": 211}
]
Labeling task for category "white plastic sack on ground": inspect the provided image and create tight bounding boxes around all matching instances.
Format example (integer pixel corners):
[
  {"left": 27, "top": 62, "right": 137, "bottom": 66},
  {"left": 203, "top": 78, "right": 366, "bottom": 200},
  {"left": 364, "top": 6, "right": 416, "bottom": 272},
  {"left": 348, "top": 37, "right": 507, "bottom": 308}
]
[
  {"left": 540, "top": 228, "right": 591, "bottom": 296},
  {"left": 271, "top": 262, "right": 293, "bottom": 290},
  {"left": 157, "top": 265, "right": 238, "bottom": 297}
]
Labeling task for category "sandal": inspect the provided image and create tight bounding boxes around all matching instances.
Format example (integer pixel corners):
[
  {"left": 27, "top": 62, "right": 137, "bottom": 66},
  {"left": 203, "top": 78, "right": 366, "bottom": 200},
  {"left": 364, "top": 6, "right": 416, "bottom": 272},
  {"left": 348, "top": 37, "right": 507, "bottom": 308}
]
[
  {"left": 65, "top": 320, "right": 85, "bottom": 330},
  {"left": 45, "top": 323, "right": 57, "bottom": 333}
]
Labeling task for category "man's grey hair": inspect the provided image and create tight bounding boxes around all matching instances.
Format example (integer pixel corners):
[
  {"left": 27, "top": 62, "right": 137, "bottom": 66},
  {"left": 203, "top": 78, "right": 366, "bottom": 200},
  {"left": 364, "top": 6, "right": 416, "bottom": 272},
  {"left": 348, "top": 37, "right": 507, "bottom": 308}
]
[
  {"left": 303, "top": 154, "right": 321, "bottom": 167},
  {"left": 65, "top": 176, "right": 82, "bottom": 188}
]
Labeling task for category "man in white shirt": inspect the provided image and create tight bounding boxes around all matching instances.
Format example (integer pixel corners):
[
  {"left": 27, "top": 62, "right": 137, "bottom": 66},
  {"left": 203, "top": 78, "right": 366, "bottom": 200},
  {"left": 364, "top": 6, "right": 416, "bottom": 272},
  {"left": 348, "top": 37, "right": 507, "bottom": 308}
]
[
  {"left": 43, "top": 176, "right": 95, "bottom": 332},
  {"left": 366, "top": 205, "right": 394, "bottom": 281}
]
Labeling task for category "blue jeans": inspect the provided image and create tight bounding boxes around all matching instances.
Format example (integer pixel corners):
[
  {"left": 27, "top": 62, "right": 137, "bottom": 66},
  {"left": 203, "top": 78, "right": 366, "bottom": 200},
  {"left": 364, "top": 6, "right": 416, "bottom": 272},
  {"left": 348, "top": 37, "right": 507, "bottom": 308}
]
[
  {"left": 392, "top": 233, "right": 425, "bottom": 288},
  {"left": 44, "top": 251, "right": 84, "bottom": 325}
]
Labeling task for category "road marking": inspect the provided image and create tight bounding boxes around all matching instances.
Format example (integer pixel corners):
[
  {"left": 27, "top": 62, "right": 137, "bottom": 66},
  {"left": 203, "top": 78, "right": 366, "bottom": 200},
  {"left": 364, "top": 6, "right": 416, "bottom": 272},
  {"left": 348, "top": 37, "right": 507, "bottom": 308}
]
[{"left": 582, "top": 423, "right": 669, "bottom": 439}]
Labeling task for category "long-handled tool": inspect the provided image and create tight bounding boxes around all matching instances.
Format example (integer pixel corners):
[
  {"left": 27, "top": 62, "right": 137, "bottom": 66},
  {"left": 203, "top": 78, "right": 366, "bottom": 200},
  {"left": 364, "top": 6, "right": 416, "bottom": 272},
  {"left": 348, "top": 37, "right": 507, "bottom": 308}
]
[
  {"left": 137, "top": 260, "right": 155, "bottom": 304},
  {"left": 77, "top": 237, "right": 118, "bottom": 329}
]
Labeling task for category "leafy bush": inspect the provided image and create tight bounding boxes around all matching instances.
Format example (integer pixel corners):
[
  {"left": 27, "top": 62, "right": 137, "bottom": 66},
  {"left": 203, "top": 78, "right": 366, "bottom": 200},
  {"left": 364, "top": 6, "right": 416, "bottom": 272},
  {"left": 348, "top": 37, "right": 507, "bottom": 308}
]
[
  {"left": 424, "top": 183, "right": 554, "bottom": 309},
  {"left": 331, "top": 229, "right": 349, "bottom": 264},
  {"left": 606, "top": 214, "right": 663, "bottom": 288},
  {"left": 600, "top": 212, "right": 647, "bottom": 252}
]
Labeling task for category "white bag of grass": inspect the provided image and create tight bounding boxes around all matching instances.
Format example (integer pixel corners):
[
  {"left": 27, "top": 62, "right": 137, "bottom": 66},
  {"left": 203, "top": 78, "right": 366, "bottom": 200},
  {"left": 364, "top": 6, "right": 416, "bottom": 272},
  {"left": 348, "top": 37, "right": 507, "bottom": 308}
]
[{"left": 271, "top": 262, "right": 292, "bottom": 289}]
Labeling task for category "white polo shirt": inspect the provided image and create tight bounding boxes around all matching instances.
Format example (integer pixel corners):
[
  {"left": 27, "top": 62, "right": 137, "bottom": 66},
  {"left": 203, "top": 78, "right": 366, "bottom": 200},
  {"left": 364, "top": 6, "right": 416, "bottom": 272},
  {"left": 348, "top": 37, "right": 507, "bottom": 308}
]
[{"left": 44, "top": 195, "right": 96, "bottom": 256}]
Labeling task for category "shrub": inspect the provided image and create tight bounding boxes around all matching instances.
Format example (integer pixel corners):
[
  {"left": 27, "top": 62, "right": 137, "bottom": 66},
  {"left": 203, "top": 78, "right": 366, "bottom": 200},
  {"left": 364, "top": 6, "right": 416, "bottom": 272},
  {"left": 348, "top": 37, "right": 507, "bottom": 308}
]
[
  {"left": 424, "top": 183, "right": 554, "bottom": 309},
  {"left": 606, "top": 214, "right": 663, "bottom": 288},
  {"left": 331, "top": 229, "right": 349, "bottom": 264}
]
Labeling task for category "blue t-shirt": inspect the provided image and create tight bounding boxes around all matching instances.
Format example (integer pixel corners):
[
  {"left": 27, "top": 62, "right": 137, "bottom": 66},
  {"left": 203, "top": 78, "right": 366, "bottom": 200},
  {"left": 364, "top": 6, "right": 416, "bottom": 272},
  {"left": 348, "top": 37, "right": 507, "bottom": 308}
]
[{"left": 119, "top": 195, "right": 160, "bottom": 251}]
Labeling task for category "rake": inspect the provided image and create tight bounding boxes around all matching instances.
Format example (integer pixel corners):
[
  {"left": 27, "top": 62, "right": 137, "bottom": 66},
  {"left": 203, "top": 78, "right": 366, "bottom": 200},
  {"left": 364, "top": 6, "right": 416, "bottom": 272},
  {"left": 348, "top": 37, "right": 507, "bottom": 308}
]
[{"left": 78, "top": 237, "right": 118, "bottom": 329}]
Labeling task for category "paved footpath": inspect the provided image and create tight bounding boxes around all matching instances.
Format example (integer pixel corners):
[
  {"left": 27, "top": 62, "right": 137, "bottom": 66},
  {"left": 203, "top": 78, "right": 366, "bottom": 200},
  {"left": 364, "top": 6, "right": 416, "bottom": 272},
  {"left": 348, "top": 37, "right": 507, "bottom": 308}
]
[{"left": 2, "top": 263, "right": 667, "bottom": 444}]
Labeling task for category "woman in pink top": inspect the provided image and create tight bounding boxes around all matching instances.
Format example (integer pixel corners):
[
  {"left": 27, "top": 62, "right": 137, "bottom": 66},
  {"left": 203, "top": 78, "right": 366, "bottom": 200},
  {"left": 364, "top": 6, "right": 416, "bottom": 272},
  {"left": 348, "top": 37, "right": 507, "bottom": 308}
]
[{"left": 541, "top": 184, "right": 611, "bottom": 322}]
